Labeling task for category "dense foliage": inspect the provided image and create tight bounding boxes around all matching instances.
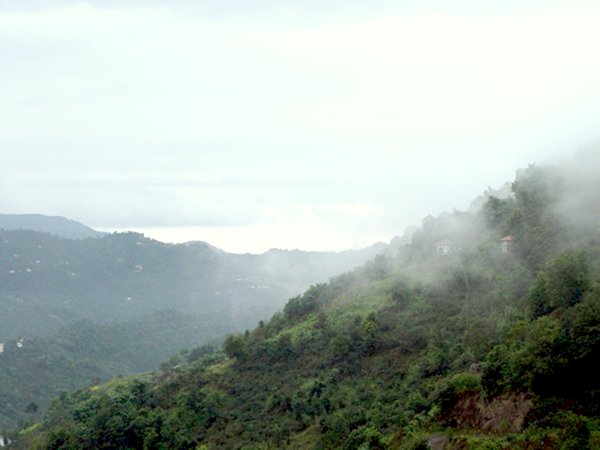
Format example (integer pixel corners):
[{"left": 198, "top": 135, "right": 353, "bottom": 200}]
[
  {"left": 0, "top": 311, "right": 223, "bottom": 430},
  {"left": 11, "top": 150, "right": 600, "bottom": 448}
]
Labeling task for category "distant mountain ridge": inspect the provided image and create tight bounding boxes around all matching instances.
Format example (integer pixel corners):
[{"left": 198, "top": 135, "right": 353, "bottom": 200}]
[
  {"left": 0, "top": 228, "right": 388, "bottom": 341},
  {"left": 0, "top": 214, "right": 106, "bottom": 239}
]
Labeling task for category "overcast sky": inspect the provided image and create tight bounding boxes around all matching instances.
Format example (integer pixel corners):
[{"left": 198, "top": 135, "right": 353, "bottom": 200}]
[{"left": 1, "top": 0, "right": 599, "bottom": 253}]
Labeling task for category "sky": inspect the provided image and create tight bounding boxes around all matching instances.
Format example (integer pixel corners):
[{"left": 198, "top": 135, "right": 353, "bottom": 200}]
[{"left": 1, "top": 0, "right": 599, "bottom": 253}]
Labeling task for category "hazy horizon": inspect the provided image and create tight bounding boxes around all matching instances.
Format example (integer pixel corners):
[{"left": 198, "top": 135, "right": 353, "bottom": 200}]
[{"left": 2, "top": 0, "right": 599, "bottom": 253}]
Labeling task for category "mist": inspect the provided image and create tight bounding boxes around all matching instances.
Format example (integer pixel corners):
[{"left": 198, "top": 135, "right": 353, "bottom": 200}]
[
  {"left": 2, "top": 0, "right": 600, "bottom": 252},
  {"left": 3, "top": 2, "right": 600, "bottom": 445}
]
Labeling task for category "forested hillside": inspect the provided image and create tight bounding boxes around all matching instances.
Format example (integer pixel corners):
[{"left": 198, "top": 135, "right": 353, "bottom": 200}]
[
  {"left": 0, "top": 223, "right": 384, "bottom": 431},
  {"left": 13, "top": 149, "right": 600, "bottom": 449},
  {"left": 0, "top": 311, "right": 220, "bottom": 431},
  {"left": 0, "top": 231, "right": 385, "bottom": 340}
]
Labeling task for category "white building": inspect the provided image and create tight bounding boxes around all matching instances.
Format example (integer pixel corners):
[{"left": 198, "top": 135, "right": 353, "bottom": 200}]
[
  {"left": 500, "top": 235, "right": 513, "bottom": 254},
  {"left": 434, "top": 239, "right": 453, "bottom": 255}
]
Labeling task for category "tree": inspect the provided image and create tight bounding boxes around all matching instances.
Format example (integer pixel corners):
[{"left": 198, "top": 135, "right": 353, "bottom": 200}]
[
  {"left": 223, "top": 334, "right": 247, "bottom": 359},
  {"left": 509, "top": 165, "right": 563, "bottom": 269},
  {"left": 25, "top": 402, "right": 39, "bottom": 414},
  {"left": 483, "top": 317, "right": 562, "bottom": 392},
  {"left": 481, "top": 196, "right": 514, "bottom": 229},
  {"left": 528, "top": 249, "right": 591, "bottom": 318},
  {"left": 361, "top": 313, "right": 380, "bottom": 355}
]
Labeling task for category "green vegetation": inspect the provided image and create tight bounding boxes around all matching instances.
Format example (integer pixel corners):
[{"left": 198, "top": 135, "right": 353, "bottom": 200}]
[
  {"left": 0, "top": 311, "right": 222, "bottom": 430},
  {"left": 10, "top": 150, "right": 600, "bottom": 448},
  {"left": 0, "top": 227, "right": 382, "bottom": 429}
]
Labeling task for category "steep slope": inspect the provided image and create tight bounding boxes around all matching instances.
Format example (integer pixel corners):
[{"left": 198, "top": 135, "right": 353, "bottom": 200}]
[{"left": 13, "top": 149, "right": 600, "bottom": 449}]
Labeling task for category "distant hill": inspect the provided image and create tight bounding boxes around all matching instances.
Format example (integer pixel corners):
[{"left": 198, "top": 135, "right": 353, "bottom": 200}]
[
  {"left": 0, "top": 214, "right": 105, "bottom": 239},
  {"left": 0, "top": 229, "right": 387, "bottom": 341}
]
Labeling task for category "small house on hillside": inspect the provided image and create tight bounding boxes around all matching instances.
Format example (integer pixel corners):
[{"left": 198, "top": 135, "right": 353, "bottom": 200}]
[
  {"left": 0, "top": 342, "right": 4, "bottom": 354},
  {"left": 435, "top": 239, "right": 453, "bottom": 255},
  {"left": 500, "top": 235, "right": 513, "bottom": 254}
]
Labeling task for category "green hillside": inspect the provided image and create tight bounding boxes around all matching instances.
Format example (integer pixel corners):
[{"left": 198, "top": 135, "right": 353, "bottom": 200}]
[
  {"left": 0, "top": 310, "right": 226, "bottom": 431},
  {"left": 12, "top": 150, "right": 600, "bottom": 449},
  {"left": 0, "top": 232, "right": 383, "bottom": 431}
]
